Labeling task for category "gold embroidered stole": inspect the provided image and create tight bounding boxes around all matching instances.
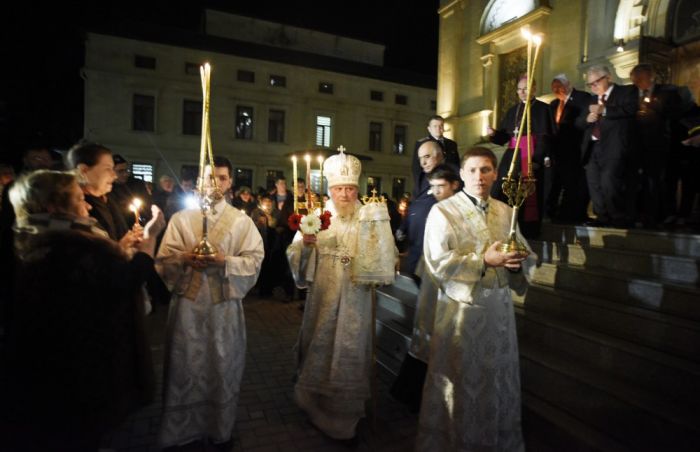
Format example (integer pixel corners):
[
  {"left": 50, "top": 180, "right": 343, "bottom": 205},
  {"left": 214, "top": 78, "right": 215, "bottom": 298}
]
[
  {"left": 460, "top": 194, "right": 508, "bottom": 288},
  {"left": 183, "top": 205, "right": 237, "bottom": 304}
]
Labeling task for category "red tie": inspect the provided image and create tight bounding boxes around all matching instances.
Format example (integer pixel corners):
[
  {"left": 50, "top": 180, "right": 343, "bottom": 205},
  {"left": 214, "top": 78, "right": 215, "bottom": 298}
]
[
  {"left": 555, "top": 99, "right": 565, "bottom": 124},
  {"left": 591, "top": 94, "right": 607, "bottom": 140}
]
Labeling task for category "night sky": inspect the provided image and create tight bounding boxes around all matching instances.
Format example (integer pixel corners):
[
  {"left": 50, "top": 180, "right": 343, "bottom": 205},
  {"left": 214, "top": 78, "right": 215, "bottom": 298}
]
[{"left": 1, "top": 1, "right": 439, "bottom": 162}]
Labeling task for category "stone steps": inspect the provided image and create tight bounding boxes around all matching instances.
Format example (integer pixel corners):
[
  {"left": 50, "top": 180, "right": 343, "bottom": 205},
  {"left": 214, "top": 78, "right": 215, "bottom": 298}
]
[
  {"left": 530, "top": 239, "right": 700, "bottom": 285},
  {"left": 532, "top": 262, "right": 700, "bottom": 322},
  {"left": 520, "top": 339, "right": 700, "bottom": 451},
  {"left": 515, "top": 305, "right": 700, "bottom": 406},
  {"left": 521, "top": 392, "right": 627, "bottom": 452},
  {"left": 516, "top": 284, "right": 700, "bottom": 362},
  {"left": 375, "top": 305, "right": 411, "bottom": 376},
  {"left": 538, "top": 223, "right": 700, "bottom": 258},
  {"left": 375, "top": 283, "right": 417, "bottom": 323}
]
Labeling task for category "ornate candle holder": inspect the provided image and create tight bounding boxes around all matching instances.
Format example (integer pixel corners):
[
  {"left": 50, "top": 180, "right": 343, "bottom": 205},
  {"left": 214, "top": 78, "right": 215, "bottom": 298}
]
[
  {"left": 192, "top": 62, "right": 220, "bottom": 257},
  {"left": 500, "top": 175, "right": 536, "bottom": 253}
]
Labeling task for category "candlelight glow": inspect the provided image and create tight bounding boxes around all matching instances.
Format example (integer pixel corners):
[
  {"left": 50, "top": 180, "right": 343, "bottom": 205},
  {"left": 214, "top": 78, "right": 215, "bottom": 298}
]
[
  {"left": 533, "top": 34, "right": 542, "bottom": 46},
  {"left": 521, "top": 27, "right": 532, "bottom": 40}
]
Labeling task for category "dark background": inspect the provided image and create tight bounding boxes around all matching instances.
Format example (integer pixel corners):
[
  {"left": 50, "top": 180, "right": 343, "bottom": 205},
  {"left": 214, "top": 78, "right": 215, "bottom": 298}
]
[{"left": 0, "top": 0, "right": 439, "bottom": 165}]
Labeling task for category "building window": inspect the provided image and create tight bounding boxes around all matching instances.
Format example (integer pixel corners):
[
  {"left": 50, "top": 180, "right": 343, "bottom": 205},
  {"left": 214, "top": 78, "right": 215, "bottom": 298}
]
[
  {"left": 366, "top": 176, "right": 382, "bottom": 196},
  {"left": 185, "top": 62, "right": 200, "bottom": 75},
  {"left": 235, "top": 106, "right": 254, "bottom": 140},
  {"left": 316, "top": 115, "right": 332, "bottom": 147},
  {"left": 393, "top": 125, "right": 407, "bottom": 154},
  {"left": 395, "top": 94, "right": 408, "bottom": 105},
  {"left": 269, "top": 75, "right": 287, "bottom": 87},
  {"left": 430, "top": 99, "right": 437, "bottom": 110},
  {"left": 370, "top": 90, "right": 384, "bottom": 101},
  {"left": 234, "top": 168, "right": 253, "bottom": 191},
  {"left": 132, "top": 94, "right": 155, "bottom": 132},
  {"left": 319, "top": 82, "right": 334, "bottom": 94},
  {"left": 369, "top": 122, "right": 382, "bottom": 152},
  {"left": 134, "top": 55, "right": 156, "bottom": 69},
  {"left": 268, "top": 109, "right": 285, "bottom": 143},
  {"left": 392, "top": 177, "right": 406, "bottom": 201},
  {"left": 131, "top": 163, "right": 153, "bottom": 183},
  {"left": 266, "top": 170, "right": 284, "bottom": 191},
  {"left": 182, "top": 100, "right": 202, "bottom": 135},
  {"left": 237, "top": 70, "right": 255, "bottom": 83}
]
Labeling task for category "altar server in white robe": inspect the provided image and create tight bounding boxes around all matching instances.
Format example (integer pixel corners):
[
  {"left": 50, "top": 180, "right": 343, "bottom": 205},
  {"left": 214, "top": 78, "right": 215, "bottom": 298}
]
[
  {"left": 155, "top": 156, "right": 263, "bottom": 448},
  {"left": 286, "top": 149, "right": 374, "bottom": 440},
  {"left": 417, "top": 147, "right": 536, "bottom": 452}
]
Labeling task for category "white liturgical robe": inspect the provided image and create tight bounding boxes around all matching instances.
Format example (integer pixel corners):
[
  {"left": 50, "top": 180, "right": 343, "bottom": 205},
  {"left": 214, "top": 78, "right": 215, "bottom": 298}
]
[
  {"left": 417, "top": 191, "right": 536, "bottom": 452},
  {"left": 286, "top": 202, "right": 374, "bottom": 440},
  {"left": 155, "top": 200, "right": 263, "bottom": 447}
]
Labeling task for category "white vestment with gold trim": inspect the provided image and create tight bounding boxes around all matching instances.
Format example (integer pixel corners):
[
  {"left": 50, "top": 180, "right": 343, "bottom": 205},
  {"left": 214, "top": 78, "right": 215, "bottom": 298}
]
[{"left": 417, "top": 191, "right": 536, "bottom": 452}]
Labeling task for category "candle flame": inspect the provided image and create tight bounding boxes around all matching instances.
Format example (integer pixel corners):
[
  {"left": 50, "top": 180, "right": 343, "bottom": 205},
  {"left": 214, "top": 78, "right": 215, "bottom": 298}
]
[
  {"left": 521, "top": 27, "right": 532, "bottom": 40},
  {"left": 317, "top": 155, "right": 324, "bottom": 164},
  {"left": 292, "top": 155, "right": 297, "bottom": 162},
  {"left": 132, "top": 198, "right": 143, "bottom": 209},
  {"left": 304, "top": 154, "right": 311, "bottom": 162},
  {"left": 533, "top": 34, "right": 542, "bottom": 46}
]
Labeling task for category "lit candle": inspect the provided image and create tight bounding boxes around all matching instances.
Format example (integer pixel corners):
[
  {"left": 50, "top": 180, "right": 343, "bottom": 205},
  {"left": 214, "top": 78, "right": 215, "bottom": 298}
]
[
  {"left": 527, "top": 34, "right": 543, "bottom": 175},
  {"left": 129, "top": 197, "right": 143, "bottom": 225},
  {"left": 292, "top": 155, "right": 298, "bottom": 213},
  {"left": 317, "top": 155, "right": 324, "bottom": 210},
  {"left": 304, "top": 154, "right": 311, "bottom": 205}
]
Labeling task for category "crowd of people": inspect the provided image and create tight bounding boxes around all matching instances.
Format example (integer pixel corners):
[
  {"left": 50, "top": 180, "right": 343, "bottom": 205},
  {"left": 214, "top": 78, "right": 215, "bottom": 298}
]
[
  {"left": 0, "top": 60, "right": 698, "bottom": 452},
  {"left": 488, "top": 64, "right": 700, "bottom": 231}
]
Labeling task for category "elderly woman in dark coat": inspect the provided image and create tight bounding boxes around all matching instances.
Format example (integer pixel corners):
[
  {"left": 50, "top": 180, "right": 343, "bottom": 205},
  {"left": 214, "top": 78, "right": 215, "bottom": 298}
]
[{"left": 1, "top": 170, "right": 164, "bottom": 451}]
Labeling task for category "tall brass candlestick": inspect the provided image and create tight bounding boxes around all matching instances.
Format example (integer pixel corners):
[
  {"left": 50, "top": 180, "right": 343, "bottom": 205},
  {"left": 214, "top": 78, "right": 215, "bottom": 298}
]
[
  {"left": 192, "top": 62, "right": 219, "bottom": 257},
  {"left": 500, "top": 29, "right": 544, "bottom": 253}
]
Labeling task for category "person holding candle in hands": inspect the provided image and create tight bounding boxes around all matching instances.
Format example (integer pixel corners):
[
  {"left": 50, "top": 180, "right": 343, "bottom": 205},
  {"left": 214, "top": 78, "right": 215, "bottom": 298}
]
[
  {"left": 417, "top": 147, "right": 536, "bottom": 451},
  {"left": 67, "top": 140, "right": 170, "bottom": 310},
  {"left": 155, "top": 156, "right": 264, "bottom": 448}
]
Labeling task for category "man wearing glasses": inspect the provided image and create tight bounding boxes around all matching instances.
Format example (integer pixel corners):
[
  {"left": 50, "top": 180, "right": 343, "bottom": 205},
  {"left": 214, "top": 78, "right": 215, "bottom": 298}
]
[{"left": 576, "top": 65, "right": 638, "bottom": 228}]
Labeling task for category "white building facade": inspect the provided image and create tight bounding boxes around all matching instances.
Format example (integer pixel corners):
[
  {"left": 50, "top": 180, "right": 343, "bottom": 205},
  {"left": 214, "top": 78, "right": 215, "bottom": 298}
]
[{"left": 82, "top": 10, "right": 437, "bottom": 198}]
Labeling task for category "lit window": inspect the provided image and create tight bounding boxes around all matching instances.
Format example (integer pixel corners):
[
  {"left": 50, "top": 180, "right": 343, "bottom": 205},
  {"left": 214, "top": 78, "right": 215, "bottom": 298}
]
[
  {"left": 393, "top": 125, "right": 407, "bottom": 154},
  {"left": 316, "top": 115, "right": 332, "bottom": 147},
  {"left": 131, "top": 163, "right": 153, "bottom": 183},
  {"left": 270, "top": 75, "right": 287, "bottom": 87},
  {"left": 319, "top": 82, "right": 334, "bottom": 94},
  {"left": 236, "top": 106, "right": 254, "bottom": 140}
]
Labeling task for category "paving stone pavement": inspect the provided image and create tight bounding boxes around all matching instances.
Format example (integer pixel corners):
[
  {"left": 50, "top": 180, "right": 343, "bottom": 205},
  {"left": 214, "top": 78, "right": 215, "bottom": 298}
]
[{"left": 103, "top": 295, "right": 418, "bottom": 452}]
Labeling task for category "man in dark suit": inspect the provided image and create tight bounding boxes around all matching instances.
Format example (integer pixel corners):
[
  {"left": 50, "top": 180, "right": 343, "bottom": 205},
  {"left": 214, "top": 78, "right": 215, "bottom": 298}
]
[
  {"left": 399, "top": 140, "right": 444, "bottom": 281},
  {"left": 548, "top": 74, "right": 593, "bottom": 222},
  {"left": 411, "top": 115, "right": 460, "bottom": 197},
  {"left": 488, "top": 75, "right": 556, "bottom": 238},
  {"left": 630, "top": 63, "right": 685, "bottom": 228},
  {"left": 576, "top": 65, "right": 638, "bottom": 228}
]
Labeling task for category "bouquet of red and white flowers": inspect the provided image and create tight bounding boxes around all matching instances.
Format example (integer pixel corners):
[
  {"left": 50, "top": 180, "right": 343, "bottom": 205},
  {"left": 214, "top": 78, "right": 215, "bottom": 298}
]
[{"left": 288, "top": 210, "right": 332, "bottom": 235}]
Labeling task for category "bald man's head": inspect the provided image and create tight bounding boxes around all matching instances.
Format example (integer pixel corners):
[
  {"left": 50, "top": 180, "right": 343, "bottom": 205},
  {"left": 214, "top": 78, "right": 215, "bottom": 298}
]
[{"left": 418, "top": 141, "right": 444, "bottom": 173}]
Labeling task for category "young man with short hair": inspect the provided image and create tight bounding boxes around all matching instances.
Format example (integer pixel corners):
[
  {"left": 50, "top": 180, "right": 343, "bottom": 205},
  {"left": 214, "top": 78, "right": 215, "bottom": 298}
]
[
  {"left": 417, "top": 147, "right": 536, "bottom": 452},
  {"left": 156, "top": 156, "right": 264, "bottom": 448}
]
